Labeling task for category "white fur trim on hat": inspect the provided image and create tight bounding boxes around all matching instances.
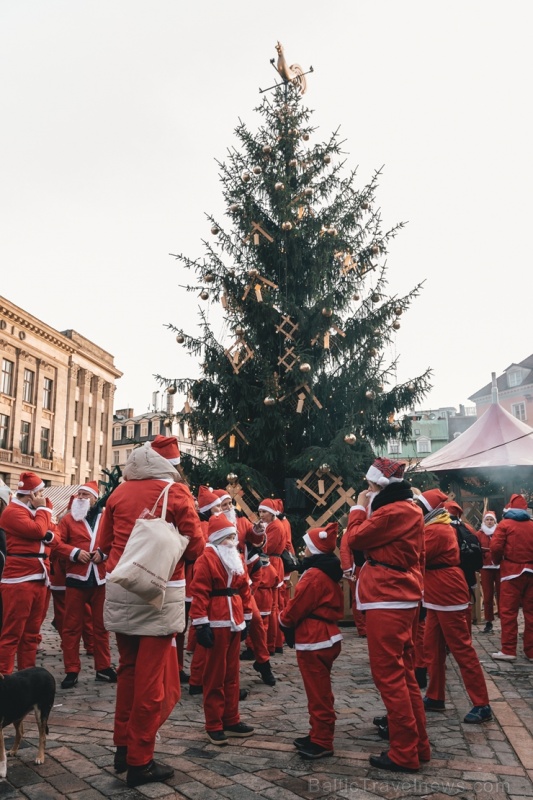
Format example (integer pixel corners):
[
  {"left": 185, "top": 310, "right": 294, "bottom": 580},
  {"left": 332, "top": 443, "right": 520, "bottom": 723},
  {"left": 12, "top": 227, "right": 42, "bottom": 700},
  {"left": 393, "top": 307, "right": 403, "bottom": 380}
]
[
  {"left": 168, "top": 456, "right": 180, "bottom": 465},
  {"left": 199, "top": 498, "right": 221, "bottom": 514},
  {"left": 365, "top": 464, "right": 390, "bottom": 487},
  {"left": 17, "top": 480, "right": 45, "bottom": 495},
  {"left": 483, "top": 512, "right": 497, "bottom": 520},
  {"left": 303, "top": 531, "right": 321, "bottom": 555},
  {"left": 208, "top": 525, "right": 236, "bottom": 544},
  {"left": 258, "top": 503, "right": 279, "bottom": 515},
  {"left": 417, "top": 495, "right": 433, "bottom": 513}
]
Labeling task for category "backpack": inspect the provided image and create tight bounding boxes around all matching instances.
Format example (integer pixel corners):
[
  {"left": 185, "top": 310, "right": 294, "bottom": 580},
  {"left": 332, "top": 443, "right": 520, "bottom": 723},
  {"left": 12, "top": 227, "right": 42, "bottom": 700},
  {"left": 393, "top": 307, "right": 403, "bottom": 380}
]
[
  {"left": 451, "top": 520, "right": 483, "bottom": 588},
  {"left": 280, "top": 548, "right": 300, "bottom": 573}
]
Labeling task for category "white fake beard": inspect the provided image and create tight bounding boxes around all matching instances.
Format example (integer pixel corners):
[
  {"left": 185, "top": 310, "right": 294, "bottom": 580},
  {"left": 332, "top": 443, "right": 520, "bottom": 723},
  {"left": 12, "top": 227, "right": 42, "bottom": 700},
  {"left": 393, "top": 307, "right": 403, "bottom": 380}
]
[
  {"left": 481, "top": 523, "right": 497, "bottom": 536},
  {"left": 223, "top": 506, "right": 237, "bottom": 525},
  {"left": 71, "top": 498, "right": 90, "bottom": 522},
  {"left": 215, "top": 541, "right": 244, "bottom": 576}
]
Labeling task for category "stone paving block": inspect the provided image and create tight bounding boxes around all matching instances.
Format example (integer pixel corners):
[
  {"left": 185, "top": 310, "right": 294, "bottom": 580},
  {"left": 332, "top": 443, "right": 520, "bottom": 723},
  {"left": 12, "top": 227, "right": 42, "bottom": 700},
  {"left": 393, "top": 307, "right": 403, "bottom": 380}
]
[
  {"left": 0, "top": 782, "right": 22, "bottom": 799},
  {"left": 134, "top": 784, "right": 175, "bottom": 798},
  {"left": 67, "top": 790, "right": 108, "bottom": 800},
  {"left": 19, "top": 783, "right": 66, "bottom": 800},
  {"left": 227, "top": 771, "right": 273, "bottom": 791},
  {"left": 2, "top": 767, "right": 41, "bottom": 790},
  {"left": 177, "top": 781, "right": 225, "bottom": 800},
  {"left": 46, "top": 772, "right": 90, "bottom": 793}
]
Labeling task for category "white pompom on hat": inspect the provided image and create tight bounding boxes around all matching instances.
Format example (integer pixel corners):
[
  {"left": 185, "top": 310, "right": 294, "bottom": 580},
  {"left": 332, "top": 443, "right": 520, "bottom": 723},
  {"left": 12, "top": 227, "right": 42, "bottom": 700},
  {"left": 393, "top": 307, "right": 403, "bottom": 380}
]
[{"left": 303, "top": 522, "right": 339, "bottom": 554}]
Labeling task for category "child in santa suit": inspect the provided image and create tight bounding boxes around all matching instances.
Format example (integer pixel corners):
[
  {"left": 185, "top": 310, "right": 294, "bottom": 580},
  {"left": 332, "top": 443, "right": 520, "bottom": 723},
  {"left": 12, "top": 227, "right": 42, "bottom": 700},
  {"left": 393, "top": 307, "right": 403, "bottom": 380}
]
[
  {"left": 279, "top": 523, "right": 343, "bottom": 760},
  {"left": 475, "top": 511, "right": 500, "bottom": 634},
  {"left": 258, "top": 498, "right": 285, "bottom": 655},
  {"left": 189, "top": 513, "right": 255, "bottom": 745}
]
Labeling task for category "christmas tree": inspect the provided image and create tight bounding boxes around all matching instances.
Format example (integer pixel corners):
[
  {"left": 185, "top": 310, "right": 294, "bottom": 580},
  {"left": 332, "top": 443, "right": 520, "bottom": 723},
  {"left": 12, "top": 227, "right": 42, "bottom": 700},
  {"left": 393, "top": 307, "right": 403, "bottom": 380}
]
[{"left": 158, "top": 46, "right": 431, "bottom": 530}]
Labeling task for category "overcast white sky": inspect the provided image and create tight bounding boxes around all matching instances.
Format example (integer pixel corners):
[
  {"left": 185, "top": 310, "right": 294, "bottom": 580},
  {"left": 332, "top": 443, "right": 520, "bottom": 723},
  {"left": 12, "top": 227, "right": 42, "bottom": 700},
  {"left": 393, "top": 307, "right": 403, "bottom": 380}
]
[{"left": 1, "top": 1, "right": 531, "bottom": 416}]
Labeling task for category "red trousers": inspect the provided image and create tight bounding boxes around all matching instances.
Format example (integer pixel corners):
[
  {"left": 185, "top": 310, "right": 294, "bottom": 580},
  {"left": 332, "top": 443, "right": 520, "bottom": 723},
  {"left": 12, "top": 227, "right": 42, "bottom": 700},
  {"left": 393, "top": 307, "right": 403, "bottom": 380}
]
[
  {"left": 424, "top": 608, "right": 489, "bottom": 706},
  {"left": 267, "top": 587, "right": 280, "bottom": 653},
  {"left": 0, "top": 581, "right": 48, "bottom": 673},
  {"left": 189, "top": 627, "right": 207, "bottom": 688},
  {"left": 499, "top": 573, "right": 533, "bottom": 658},
  {"left": 62, "top": 585, "right": 110, "bottom": 673},
  {"left": 202, "top": 627, "right": 241, "bottom": 732},
  {"left": 414, "top": 615, "right": 426, "bottom": 669},
  {"left": 51, "top": 590, "right": 94, "bottom": 651},
  {"left": 245, "top": 599, "right": 271, "bottom": 664},
  {"left": 296, "top": 642, "right": 341, "bottom": 750},
  {"left": 349, "top": 581, "right": 367, "bottom": 636},
  {"left": 480, "top": 569, "right": 500, "bottom": 622},
  {"left": 114, "top": 633, "right": 173, "bottom": 766},
  {"left": 366, "top": 608, "right": 430, "bottom": 769}
]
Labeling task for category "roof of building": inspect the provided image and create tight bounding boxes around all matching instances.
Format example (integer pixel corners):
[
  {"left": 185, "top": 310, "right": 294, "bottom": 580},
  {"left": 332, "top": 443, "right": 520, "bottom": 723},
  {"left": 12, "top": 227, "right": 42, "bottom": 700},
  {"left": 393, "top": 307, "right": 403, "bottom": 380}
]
[{"left": 469, "top": 354, "right": 533, "bottom": 400}]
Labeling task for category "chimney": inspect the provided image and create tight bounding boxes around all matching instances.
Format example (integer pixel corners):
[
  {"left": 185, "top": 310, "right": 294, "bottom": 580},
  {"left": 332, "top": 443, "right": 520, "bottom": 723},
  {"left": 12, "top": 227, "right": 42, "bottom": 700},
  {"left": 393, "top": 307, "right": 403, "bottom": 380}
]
[{"left": 491, "top": 372, "right": 499, "bottom": 404}]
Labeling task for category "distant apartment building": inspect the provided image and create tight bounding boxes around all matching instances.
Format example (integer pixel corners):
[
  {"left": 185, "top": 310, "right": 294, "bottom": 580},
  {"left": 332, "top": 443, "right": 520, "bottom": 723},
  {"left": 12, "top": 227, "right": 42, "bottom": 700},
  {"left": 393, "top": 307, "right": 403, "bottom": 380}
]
[
  {"left": 0, "top": 296, "right": 122, "bottom": 490},
  {"left": 469, "top": 355, "right": 533, "bottom": 424}
]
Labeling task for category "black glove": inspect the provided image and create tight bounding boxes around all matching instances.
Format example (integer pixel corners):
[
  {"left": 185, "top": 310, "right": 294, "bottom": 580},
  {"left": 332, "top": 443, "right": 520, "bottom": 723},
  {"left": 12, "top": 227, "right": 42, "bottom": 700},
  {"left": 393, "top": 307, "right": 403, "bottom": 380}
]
[
  {"left": 196, "top": 624, "right": 214, "bottom": 649},
  {"left": 279, "top": 623, "right": 296, "bottom": 649},
  {"left": 240, "top": 620, "right": 251, "bottom": 641}
]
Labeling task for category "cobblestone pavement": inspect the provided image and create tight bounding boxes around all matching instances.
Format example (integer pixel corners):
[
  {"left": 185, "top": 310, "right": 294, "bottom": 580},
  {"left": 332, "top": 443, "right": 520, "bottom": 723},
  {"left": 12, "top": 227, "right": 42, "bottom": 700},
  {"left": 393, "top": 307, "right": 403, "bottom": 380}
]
[{"left": 2, "top": 611, "right": 533, "bottom": 800}]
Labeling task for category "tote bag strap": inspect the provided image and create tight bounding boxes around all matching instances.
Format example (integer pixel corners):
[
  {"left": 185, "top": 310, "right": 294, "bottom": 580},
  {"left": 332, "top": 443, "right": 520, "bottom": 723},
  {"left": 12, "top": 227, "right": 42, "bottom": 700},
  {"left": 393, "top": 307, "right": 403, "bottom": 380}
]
[{"left": 149, "top": 482, "right": 173, "bottom": 520}]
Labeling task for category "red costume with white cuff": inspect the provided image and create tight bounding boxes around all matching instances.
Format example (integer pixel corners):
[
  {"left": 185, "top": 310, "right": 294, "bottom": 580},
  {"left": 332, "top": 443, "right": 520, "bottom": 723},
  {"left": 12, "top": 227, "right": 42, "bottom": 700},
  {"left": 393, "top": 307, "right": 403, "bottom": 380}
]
[{"left": 475, "top": 513, "right": 500, "bottom": 623}]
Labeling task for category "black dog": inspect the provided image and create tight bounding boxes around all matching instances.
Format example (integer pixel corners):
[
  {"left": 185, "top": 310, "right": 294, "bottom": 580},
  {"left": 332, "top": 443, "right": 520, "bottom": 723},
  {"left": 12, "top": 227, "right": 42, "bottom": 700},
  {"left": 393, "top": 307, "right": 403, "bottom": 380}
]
[{"left": 0, "top": 667, "right": 56, "bottom": 777}]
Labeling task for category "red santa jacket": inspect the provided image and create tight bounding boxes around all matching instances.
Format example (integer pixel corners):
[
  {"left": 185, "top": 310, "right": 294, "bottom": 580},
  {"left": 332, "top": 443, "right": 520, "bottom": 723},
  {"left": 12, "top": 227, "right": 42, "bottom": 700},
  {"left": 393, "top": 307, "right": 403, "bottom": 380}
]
[
  {"left": 475, "top": 528, "right": 499, "bottom": 569},
  {"left": 55, "top": 512, "right": 106, "bottom": 585},
  {"left": 247, "top": 549, "right": 277, "bottom": 616},
  {"left": 346, "top": 501, "right": 424, "bottom": 610},
  {"left": 263, "top": 518, "right": 286, "bottom": 588},
  {"left": 490, "top": 513, "right": 533, "bottom": 581},
  {"left": 424, "top": 517, "right": 469, "bottom": 610},
  {"left": 99, "top": 479, "right": 204, "bottom": 587},
  {"left": 280, "top": 567, "right": 344, "bottom": 650},
  {"left": 189, "top": 545, "right": 253, "bottom": 631},
  {"left": 0, "top": 498, "right": 55, "bottom": 584}
]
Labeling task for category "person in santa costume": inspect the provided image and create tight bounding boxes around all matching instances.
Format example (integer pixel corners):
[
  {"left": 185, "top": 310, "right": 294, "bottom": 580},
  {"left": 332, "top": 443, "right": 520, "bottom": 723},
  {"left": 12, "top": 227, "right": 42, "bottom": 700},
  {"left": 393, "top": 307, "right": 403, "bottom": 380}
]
[
  {"left": 55, "top": 482, "right": 116, "bottom": 689},
  {"left": 417, "top": 490, "right": 492, "bottom": 724},
  {"left": 99, "top": 435, "right": 204, "bottom": 789},
  {"left": 189, "top": 513, "right": 255, "bottom": 745},
  {"left": 0, "top": 472, "right": 55, "bottom": 673},
  {"left": 258, "top": 498, "right": 286, "bottom": 655},
  {"left": 475, "top": 511, "right": 500, "bottom": 634},
  {"left": 490, "top": 494, "right": 533, "bottom": 661},
  {"left": 346, "top": 458, "right": 430, "bottom": 774},
  {"left": 280, "top": 522, "right": 343, "bottom": 760}
]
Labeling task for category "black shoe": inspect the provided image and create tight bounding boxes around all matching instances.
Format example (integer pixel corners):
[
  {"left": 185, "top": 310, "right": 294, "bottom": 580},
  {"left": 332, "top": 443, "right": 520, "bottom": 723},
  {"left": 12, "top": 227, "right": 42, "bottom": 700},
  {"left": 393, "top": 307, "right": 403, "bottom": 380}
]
[
  {"left": 179, "top": 670, "right": 190, "bottom": 684},
  {"left": 240, "top": 648, "right": 255, "bottom": 661},
  {"left": 189, "top": 683, "right": 203, "bottom": 695},
  {"left": 293, "top": 735, "right": 311, "bottom": 750},
  {"left": 61, "top": 672, "right": 79, "bottom": 689},
  {"left": 275, "top": 647, "right": 284, "bottom": 654},
  {"left": 377, "top": 724, "right": 389, "bottom": 740},
  {"left": 239, "top": 689, "right": 248, "bottom": 701},
  {"left": 298, "top": 742, "right": 334, "bottom": 760},
  {"left": 96, "top": 667, "right": 117, "bottom": 683},
  {"left": 423, "top": 697, "right": 446, "bottom": 712},
  {"left": 415, "top": 667, "right": 428, "bottom": 689},
  {"left": 126, "top": 760, "right": 174, "bottom": 788},
  {"left": 114, "top": 746, "right": 127, "bottom": 773},
  {"left": 206, "top": 730, "right": 228, "bottom": 745},
  {"left": 369, "top": 751, "right": 419, "bottom": 773},
  {"left": 253, "top": 660, "right": 276, "bottom": 687},
  {"left": 223, "top": 722, "right": 254, "bottom": 738},
  {"left": 372, "top": 715, "right": 388, "bottom": 727},
  {"left": 483, "top": 622, "right": 493, "bottom": 634}
]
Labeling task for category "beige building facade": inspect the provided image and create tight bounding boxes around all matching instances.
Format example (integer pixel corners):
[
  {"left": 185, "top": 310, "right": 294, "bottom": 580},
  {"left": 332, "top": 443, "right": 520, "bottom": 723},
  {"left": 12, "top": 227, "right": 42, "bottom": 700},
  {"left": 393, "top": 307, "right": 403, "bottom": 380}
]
[{"left": 0, "top": 296, "right": 122, "bottom": 490}]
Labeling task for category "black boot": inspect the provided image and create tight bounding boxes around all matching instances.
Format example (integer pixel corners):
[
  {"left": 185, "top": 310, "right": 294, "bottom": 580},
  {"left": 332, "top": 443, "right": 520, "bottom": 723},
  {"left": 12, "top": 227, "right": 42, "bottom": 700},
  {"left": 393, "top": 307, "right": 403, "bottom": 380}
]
[
  {"left": 126, "top": 760, "right": 174, "bottom": 788},
  {"left": 253, "top": 660, "right": 276, "bottom": 686},
  {"left": 114, "top": 746, "right": 127, "bottom": 773},
  {"left": 415, "top": 667, "right": 427, "bottom": 689},
  {"left": 240, "top": 648, "right": 255, "bottom": 661}
]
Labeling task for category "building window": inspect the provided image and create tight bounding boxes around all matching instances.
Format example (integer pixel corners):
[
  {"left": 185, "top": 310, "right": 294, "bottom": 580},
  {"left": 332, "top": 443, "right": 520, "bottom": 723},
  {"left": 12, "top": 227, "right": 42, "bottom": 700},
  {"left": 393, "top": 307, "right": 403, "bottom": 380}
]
[
  {"left": 72, "top": 436, "right": 77, "bottom": 458},
  {"left": 101, "top": 412, "right": 105, "bottom": 431},
  {"left": 74, "top": 401, "right": 79, "bottom": 422},
  {"left": 140, "top": 422, "right": 148, "bottom": 437},
  {"left": 508, "top": 370, "right": 523, "bottom": 388},
  {"left": 113, "top": 450, "right": 120, "bottom": 465},
  {"left": 152, "top": 419, "right": 160, "bottom": 435},
  {"left": 99, "top": 445, "right": 103, "bottom": 465},
  {"left": 22, "top": 369, "right": 35, "bottom": 404},
  {"left": 1, "top": 359, "right": 14, "bottom": 395},
  {"left": 0, "top": 414, "right": 9, "bottom": 449},
  {"left": 86, "top": 441, "right": 91, "bottom": 460},
  {"left": 113, "top": 426, "right": 122, "bottom": 441},
  {"left": 40, "top": 427, "right": 50, "bottom": 458},
  {"left": 126, "top": 449, "right": 132, "bottom": 460},
  {"left": 512, "top": 402, "right": 527, "bottom": 422},
  {"left": 20, "top": 421, "right": 31, "bottom": 454},
  {"left": 416, "top": 438, "right": 431, "bottom": 454},
  {"left": 126, "top": 424, "right": 134, "bottom": 439},
  {"left": 42, "top": 377, "right": 53, "bottom": 410},
  {"left": 388, "top": 439, "right": 401, "bottom": 455},
  {"left": 414, "top": 428, "right": 420, "bottom": 436}
]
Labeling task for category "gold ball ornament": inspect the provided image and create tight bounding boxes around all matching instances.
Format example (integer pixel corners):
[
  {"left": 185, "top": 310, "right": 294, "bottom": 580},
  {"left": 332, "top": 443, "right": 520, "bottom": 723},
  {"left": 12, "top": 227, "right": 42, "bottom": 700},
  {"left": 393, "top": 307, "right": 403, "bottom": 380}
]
[
  {"left": 248, "top": 268, "right": 260, "bottom": 279},
  {"left": 371, "top": 244, "right": 380, "bottom": 255},
  {"left": 263, "top": 396, "right": 276, "bottom": 406},
  {"left": 394, "top": 306, "right": 403, "bottom": 316},
  {"left": 229, "top": 203, "right": 241, "bottom": 213},
  {"left": 253, "top": 165, "right": 262, "bottom": 175},
  {"left": 274, "top": 181, "right": 285, "bottom": 191},
  {"left": 210, "top": 225, "right": 220, "bottom": 235},
  {"left": 365, "top": 390, "right": 376, "bottom": 400},
  {"left": 303, "top": 187, "right": 313, "bottom": 197},
  {"left": 203, "top": 273, "right": 215, "bottom": 283},
  {"left": 392, "top": 321, "right": 401, "bottom": 330},
  {"left": 371, "top": 293, "right": 380, "bottom": 303},
  {"left": 318, "top": 463, "right": 330, "bottom": 473},
  {"left": 344, "top": 433, "right": 357, "bottom": 445},
  {"left": 163, "top": 418, "right": 172, "bottom": 427},
  {"left": 361, "top": 201, "right": 370, "bottom": 210},
  {"left": 200, "top": 290, "right": 209, "bottom": 300},
  {"left": 327, "top": 227, "right": 338, "bottom": 236},
  {"left": 289, "top": 158, "right": 298, "bottom": 168},
  {"left": 299, "top": 362, "right": 311, "bottom": 373},
  {"left": 166, "top": 386, "right": 177, "bottom": 395},
  {"left": 368, "top": 348, "right": 377, "bottom": 357},
  {"left": 241, "top": 171, "right": 251, "bottom": 183},
  {"left": 234, "top": 325, "right": 245, "bottom": 336},
  {"left": 176, "top": 334, "right": 185, "bottom": 344},
  {"left": 302, "top": 132, "right": 310, "bottom": 141},
  {"left": 322, "top": 307, "right": 333, "bottom": 317},
  {"left": 407, "top": 383, "right": 416, "bottom": 392},
  {"left": 323, "top": 154, "right": 332, "bottom": 164},
  {"left": 226, "top": 472, "right": 238, "bottom": 483},
  {"left": 352, "top": 293, "right": 360, "bottom": 301},
  {"left": 262, "top": 144, "right": 272, "bottom": 155},
  {"left": 281, "top": 221, "right": 293, "bottom": 231}
]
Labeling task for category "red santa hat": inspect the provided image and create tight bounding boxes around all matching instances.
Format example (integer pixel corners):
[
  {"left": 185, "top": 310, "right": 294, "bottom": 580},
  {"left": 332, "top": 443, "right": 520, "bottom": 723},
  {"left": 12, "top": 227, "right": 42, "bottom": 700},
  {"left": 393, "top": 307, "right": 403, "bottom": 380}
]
[
  {"left": 258, "top": 498, "right": 279, "bottom": 516},
  {"left": 504, "top": 494, "right": 528, "bottom": 511},
  {"left": 198, "top": 485, "right": 222, "bottom": 514},
  {"left": 213, "top": 489, "right": 231, "bottom": 504},
  {"left": 365, "top": 458, "right": 406, "bottom": 488},
  {"left": 150, "top": 435, "right": 181, "bottom": 465},
  {"left": 17, "top": 471, "right": 45, "bottom": 495},
  {"left": 483, "top": 510, "right": 497, "bottom": 521},
  {"left": 444, "top": 500, "right": 463, "bottom": 518},
  {"left": 79, "top": 481, "right": 99, "bottom": 499},
  {"left": 303, "top": 522, "right": 339, "bottom": 554},
  {"left": 274, "top": 499, "right": 284, "bottom": 515},
  {"left": 207, "top": 513, "right": 236, "bottom": 544},
  {"left": 418, "top": 488, "right": 448, "bottom": 513}
]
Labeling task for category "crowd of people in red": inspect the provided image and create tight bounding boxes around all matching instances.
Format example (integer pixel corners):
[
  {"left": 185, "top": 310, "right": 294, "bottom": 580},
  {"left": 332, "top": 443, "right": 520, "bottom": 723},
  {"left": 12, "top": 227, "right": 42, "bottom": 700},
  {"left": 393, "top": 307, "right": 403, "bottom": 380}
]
[{"left": 1, "top": 444, "right": 533, "bottom": 787}]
